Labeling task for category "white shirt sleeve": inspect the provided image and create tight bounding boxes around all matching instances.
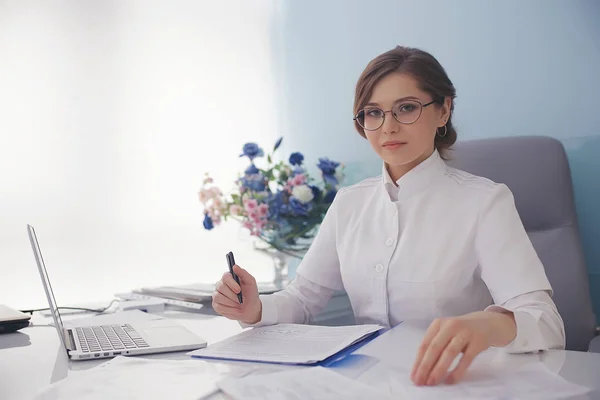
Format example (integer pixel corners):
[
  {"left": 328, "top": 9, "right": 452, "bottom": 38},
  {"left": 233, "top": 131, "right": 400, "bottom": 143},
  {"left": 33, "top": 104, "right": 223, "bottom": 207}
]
[
  {"left": 486, "top": 291, "right": 565, "bottom": 353},
  {"left": 256, "top": 275, "right": 335, "bottom": 326},
  {"left": 247, "top": 275, "right": 335, "bottom": 327},
  {"left": 476, "top": 184, "right": 565, "bottom": 352}
]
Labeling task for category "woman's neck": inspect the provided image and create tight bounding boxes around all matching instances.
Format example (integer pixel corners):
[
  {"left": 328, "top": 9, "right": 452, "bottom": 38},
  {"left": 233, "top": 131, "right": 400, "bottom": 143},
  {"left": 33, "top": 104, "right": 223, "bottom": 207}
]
[{"left": 386, "top": 148, "right": 436, "bottom": 184}]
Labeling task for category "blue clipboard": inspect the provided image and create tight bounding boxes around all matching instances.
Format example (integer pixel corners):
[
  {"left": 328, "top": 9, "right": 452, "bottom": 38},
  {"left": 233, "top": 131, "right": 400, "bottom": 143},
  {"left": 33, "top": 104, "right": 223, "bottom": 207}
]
[{"left": 190, "top": 328, "right": 385, "bottom": 367}]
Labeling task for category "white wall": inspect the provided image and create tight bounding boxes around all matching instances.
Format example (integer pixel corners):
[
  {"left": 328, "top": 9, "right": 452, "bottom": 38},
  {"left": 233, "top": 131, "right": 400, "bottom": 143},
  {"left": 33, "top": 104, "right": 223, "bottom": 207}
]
[{"left": 0, "top": 1, "right": 282, "bottom": 309}]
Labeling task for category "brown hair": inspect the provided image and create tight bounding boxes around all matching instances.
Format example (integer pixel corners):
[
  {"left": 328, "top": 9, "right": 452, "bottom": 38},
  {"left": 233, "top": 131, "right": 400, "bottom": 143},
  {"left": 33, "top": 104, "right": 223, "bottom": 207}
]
[{"left": 353, "top": 46, "right": 457, "bottom": 159}]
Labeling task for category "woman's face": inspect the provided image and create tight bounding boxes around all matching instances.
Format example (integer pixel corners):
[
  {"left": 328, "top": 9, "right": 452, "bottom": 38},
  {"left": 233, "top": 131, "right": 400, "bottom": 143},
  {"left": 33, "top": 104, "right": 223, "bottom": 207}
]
[{"left": 361, "top": 73, "right": 451, "bottom": 174}]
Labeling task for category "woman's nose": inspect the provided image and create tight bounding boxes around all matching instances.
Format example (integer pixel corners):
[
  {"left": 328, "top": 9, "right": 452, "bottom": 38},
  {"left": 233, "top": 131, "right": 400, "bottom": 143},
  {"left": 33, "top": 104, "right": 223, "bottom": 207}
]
[{"left": 381, "top": 111, "right": 400, "bottom": 134}]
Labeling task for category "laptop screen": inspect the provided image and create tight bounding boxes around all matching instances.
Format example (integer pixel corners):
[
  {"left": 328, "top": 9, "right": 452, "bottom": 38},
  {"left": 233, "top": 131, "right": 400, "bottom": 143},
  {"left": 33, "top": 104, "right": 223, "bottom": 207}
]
[{"left": 27, "top": 225, "right": 68, "bottom": 352}]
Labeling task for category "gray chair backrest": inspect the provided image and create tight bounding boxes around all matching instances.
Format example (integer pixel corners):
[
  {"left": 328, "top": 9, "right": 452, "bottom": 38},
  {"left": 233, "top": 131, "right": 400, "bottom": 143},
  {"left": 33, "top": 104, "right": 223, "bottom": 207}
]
[{"left": 446, "top": 136, "right": 596, "bottom": 351}]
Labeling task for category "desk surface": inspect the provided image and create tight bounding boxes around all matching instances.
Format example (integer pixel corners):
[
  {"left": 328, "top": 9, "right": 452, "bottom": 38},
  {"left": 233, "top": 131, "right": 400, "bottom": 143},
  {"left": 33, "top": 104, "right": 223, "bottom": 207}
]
[{"left": 1, "top": 309, "right": 600, "bottom": 400}]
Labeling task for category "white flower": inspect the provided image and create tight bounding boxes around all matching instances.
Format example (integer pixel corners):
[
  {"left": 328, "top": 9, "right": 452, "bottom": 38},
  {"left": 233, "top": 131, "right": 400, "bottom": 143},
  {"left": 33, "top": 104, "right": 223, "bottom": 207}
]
[{"left": 291, "top": 184, "right": 314, "bottom": 204}]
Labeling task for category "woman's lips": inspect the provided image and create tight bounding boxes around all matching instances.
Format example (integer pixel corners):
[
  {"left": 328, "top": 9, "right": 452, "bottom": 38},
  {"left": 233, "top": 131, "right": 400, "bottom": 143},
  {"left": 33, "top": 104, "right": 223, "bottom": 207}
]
[{"left": 382, "top": 141, "right": 406, "bottom": 149}]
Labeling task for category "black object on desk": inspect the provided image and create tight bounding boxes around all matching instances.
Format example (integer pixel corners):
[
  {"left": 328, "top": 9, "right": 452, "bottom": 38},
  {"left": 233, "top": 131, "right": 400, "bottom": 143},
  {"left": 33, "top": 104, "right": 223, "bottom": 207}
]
[
  {"left": 226, "top": 251, "right": 243, "bottom": 304},
  {"left": 0, "top": 305, "right": 31, "bottom": 334}
]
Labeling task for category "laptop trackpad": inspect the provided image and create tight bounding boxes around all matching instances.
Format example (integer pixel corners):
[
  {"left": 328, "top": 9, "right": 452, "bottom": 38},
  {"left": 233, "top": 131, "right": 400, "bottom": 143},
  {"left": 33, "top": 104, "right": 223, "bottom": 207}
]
[{"left": 139, "top": 326, "right": 199, "bottom": 345}]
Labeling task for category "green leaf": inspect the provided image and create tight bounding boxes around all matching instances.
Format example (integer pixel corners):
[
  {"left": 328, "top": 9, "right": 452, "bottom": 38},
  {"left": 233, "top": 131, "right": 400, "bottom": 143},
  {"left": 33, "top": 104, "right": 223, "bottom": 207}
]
[
  {"left": 264, "top": 170, "right": 275, "bottom": 180},
  {"left": 267, "top": 154, "right": 272, "bottom": 163}
]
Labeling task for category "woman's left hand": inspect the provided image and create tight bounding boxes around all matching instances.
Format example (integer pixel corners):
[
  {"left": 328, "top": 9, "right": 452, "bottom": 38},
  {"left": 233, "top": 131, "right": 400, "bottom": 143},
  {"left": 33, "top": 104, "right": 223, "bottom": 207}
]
[{"left": 411, "top": 311, "right": 517, "bottom": 386}]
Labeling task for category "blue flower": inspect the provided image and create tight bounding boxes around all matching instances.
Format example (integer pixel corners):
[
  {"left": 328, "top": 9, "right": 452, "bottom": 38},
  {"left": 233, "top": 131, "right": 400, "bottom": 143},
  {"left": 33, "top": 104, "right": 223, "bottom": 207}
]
[
  {"left": 323, "top": 174, "right": 338, "bottom": 186},
  {"left": 273, "top": 137, "right": 283, "bottom": 151},
  {"left": 240, "top": 143, "right": 264, "bottom": 160},
  {"left": 324, "top": 190, "right": 337, "bottom": 203},
  {"left": 240, "top": 174, "right": 266, "bottom": 192},
  {"left": 317, "top": 158, "right": 340, "bottom": 186},
  {"left": 203, "top": 213, "right": 214, "bottom": 230},
  {"left": 289, "top": 197, "right": 311, "bottom": 216},
  {"left": 245, "top": 164, "right": 260, "bottom": 175},
  {"left": 289, "top": 152, "right": 304, "bottom": 166},
  {"left": 267, "top": 191, "right": 285, "bottom": 220},
  {"left": 310, "top": 185, "right": 321, "bottom": 199},
  {"left": 292, "top": 166, "right": 305, "bottom": 176},
  {"left": 317, "top": 158, "right": 340, "bottom": 175}
]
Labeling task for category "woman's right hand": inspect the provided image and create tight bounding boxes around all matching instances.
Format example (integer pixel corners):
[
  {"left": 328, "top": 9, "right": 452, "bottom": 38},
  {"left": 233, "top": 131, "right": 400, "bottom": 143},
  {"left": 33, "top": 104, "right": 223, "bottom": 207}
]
[{"left": 212, "top": 264, "right": 262, "bottom": 325}]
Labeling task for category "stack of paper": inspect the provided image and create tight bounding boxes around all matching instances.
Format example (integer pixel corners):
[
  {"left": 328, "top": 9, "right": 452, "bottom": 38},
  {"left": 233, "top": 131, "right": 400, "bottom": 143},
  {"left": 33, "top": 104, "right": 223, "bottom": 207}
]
[
  {"left": 350, "top": 322, "right": 592, "bottom": 399},
  {"left": 216, "top": 361, "right": 591, "bottom": 400},
  {"left": 189, "top": 323, "right": 383, "bottom": 365},
  {"left": 218, "top": 366, "right": 394, "bottom": 400},
  {"left": 388, "top": 362, "right": 591, "bottom": 399},
  {"left": 32, "top": 356, "right": 254, "bottom": 400},
  {"left": 135, "top": 282, "right": 284, "bottom": 303}
]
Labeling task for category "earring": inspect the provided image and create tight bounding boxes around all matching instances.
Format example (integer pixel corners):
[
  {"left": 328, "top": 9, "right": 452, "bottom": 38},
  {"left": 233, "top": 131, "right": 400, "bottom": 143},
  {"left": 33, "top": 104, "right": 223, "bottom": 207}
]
[{"left": 437, "top": 125, "right": 447, "bottom": 138}]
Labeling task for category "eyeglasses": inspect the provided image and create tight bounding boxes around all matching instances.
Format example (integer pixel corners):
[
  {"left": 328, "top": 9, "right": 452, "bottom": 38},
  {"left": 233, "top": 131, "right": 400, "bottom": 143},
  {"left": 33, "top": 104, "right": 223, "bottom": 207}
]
[{"left": 354, "top": 99, "right": 438, "bottom": 131}]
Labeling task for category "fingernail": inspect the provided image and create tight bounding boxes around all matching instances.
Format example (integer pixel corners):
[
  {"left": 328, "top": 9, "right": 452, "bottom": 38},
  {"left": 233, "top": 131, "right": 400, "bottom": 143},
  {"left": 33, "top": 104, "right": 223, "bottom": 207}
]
[{"left": 427, "top": 377, "right": 434, "bottom": 386}]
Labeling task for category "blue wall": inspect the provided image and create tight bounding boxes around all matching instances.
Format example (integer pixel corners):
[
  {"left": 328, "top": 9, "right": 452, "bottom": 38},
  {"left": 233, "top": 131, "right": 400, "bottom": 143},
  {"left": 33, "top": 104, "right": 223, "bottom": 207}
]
[{"left": 272, "top": 0, "right": 600, "bottom": 321}]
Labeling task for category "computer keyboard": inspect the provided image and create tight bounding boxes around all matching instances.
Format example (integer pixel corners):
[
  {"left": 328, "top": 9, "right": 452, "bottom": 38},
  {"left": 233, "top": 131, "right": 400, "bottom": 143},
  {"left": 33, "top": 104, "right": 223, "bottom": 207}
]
[{"left": 75, "top": 324, "right": 148, "bottom": 353}]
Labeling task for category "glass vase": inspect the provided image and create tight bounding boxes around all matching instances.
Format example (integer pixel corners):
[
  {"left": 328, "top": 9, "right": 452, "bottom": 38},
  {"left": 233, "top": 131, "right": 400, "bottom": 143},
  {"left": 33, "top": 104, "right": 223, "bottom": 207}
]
[{"left": 253, "top": 241, "right": 305, "bottom": 286}]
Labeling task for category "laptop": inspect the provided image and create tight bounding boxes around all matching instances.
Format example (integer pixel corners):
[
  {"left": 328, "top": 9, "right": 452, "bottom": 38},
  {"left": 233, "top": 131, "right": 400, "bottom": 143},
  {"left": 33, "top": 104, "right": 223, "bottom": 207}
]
[{"left": 27, "top": 224, "right": 207, "bottom": 361}]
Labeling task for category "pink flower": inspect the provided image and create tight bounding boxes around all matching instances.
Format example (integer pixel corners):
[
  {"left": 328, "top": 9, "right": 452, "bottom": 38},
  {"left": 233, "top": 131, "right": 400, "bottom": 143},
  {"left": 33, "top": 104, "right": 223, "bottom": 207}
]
[
  {"left": 258, "top": 203, "right": 269, "bottom": 217},
  {"left": 205, "top": 206, "right": 222, "bottom": 226},
  {"left": 210, "top": 187, "right": 222, "bottom": 197},
  {"left": 248, "top": 209, "right": 260, "bottom": 222},
  {"left": 243, "top": 198, "right": 258, "bottom": 211},
  {"left": 229, "top": 205, "right": 242, "bottom": 216},
  {"left": 198, "top": 188, "right": 212, "bottom": 204},
  {"left": 212, "top": 196, "right": 223, "bottom": 208},
  {"left": 255, "top": 219, "right": 266, "bottom": 231},
  {"left": 290, "top": 174, "right": 306, "bottom": 187}
]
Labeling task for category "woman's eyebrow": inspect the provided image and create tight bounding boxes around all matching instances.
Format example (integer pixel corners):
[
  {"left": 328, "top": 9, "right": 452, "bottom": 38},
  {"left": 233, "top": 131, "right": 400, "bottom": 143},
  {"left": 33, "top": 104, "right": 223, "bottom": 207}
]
[{"left": 364, "top": 96, "right": 420, "bottom": 108}]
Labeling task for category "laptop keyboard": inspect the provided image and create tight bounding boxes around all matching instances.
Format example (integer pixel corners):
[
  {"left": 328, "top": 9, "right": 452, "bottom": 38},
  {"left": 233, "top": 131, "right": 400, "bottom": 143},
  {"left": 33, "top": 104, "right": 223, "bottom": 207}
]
[{"left": 75, "top": 324, "right": 149, "bottom": 353}]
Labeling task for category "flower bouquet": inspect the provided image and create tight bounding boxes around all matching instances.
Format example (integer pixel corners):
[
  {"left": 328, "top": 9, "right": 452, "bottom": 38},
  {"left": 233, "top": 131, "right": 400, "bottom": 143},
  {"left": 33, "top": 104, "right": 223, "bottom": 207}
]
[{"left": 198, "top": 137, "right": 344, "bottom": 259}]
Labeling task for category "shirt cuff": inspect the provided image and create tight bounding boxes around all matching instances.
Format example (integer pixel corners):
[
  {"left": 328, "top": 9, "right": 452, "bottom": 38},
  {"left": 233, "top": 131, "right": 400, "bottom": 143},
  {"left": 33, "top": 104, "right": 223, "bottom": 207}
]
[
  {"left": 485, "top": 305, "right": 545, "bottom": 353},
  {"left": 238, "top": 294, "right": 278, "bottom": 329}
]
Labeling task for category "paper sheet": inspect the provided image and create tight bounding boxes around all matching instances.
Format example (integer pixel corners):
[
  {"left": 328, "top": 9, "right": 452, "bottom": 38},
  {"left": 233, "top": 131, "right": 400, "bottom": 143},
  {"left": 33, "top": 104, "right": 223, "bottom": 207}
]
[
  {"left": 189, "top": 323, "right": 382, "bottom": 364},
  {"left": 392, "top": 362, "right": 591, "bottom": 400},
  {"left": 218, "top": 366, "right": 394, "bottom": 400},
  {"left": 32, "top": 356, "right": 254, "bottom": 400}
]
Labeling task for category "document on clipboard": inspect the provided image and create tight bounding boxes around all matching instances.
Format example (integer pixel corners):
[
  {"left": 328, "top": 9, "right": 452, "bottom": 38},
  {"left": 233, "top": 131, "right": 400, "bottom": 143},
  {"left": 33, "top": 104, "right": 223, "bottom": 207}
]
[{"left": 188, "top": 323, "right": 384, "bottom": 366}]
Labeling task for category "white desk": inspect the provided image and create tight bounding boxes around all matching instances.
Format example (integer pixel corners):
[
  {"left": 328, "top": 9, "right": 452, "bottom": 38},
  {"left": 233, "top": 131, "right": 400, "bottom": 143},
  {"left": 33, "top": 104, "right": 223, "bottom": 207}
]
[{"left": 1, "top": 309, "right": 600, "bottom": 400}]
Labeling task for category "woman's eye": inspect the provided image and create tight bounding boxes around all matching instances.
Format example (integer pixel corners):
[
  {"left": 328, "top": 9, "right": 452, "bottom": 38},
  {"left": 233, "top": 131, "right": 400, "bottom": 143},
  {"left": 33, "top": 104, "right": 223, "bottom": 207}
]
[
  {"left": 398, "top": 104, "right": 417, "bottom": 112},
  {"left": 366, "top": 109, "right": 383, "bottom": 117}
]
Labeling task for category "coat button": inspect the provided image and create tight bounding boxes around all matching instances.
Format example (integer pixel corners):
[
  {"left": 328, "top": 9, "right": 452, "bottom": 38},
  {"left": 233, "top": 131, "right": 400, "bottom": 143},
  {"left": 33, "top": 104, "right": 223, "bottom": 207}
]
[
  {"left": 386, "top": 238, "right": 394, "bottom": 246},
  {"left": 375, "top": 264, "right": 384, "bottom": 272}
]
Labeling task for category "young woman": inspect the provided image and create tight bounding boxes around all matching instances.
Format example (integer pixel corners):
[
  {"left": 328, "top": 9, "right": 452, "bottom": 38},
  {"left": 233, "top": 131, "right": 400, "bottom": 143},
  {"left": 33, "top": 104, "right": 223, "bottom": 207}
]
[{"left": 212, "top": 46, "right": 565, "bottom": 386}]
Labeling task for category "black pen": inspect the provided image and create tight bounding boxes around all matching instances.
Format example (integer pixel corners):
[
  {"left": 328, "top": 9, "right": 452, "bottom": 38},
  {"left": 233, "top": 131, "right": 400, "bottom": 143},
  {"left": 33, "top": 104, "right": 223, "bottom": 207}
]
[{"left": 226, "top": 251, "right": 243, "bottom": 304}]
